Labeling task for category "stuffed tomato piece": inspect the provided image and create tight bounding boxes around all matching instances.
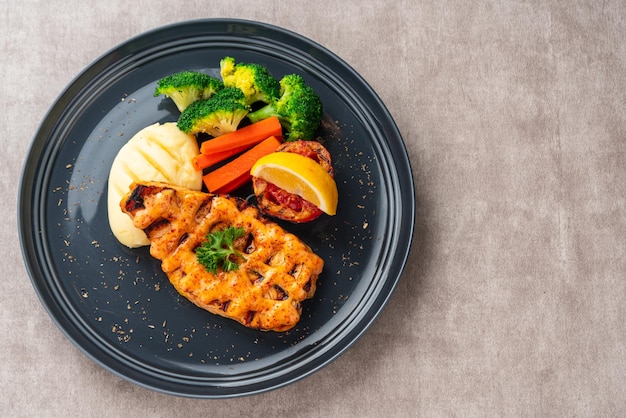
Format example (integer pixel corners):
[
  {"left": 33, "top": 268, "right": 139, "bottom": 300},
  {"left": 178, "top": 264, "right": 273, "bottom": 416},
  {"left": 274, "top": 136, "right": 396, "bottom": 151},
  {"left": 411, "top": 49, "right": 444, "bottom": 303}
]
[{"left": 252, "top": 140, "right": 334, "bottom": 223}]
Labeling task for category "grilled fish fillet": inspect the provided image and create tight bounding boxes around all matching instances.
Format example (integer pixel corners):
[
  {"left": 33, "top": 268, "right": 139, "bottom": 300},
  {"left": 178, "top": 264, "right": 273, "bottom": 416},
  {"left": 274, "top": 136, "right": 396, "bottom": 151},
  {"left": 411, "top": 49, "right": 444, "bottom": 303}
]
[{"left": 120, "top": 181, "right": 324, "bottom": 332}]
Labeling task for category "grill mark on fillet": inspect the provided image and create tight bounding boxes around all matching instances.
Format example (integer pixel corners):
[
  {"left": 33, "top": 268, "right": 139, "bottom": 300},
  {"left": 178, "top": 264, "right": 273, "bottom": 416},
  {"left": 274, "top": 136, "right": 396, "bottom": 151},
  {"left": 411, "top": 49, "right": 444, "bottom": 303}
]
[
  {"left": 145, "top": 218, "right": 170, "bottom": 238},
  {"left": 265, "top": 284, "right": 288, "bottom": 301},
  {"left": 194, "top": 197, "right": 213, "bottom": 223}
]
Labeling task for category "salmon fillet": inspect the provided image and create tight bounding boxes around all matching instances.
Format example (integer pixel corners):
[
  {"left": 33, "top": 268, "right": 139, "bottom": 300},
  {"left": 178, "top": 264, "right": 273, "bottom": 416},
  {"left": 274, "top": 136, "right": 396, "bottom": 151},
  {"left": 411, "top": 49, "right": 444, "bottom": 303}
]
[{"left": 120, "top": 181, "right": 324, "bottom": 332}]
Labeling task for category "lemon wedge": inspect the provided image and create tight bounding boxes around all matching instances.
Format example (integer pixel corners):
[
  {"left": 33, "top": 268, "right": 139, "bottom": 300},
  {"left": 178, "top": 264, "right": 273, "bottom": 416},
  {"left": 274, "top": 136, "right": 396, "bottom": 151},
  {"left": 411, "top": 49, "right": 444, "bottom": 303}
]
[{"left": 251, "top": 152, "right": 338, "bottom": 215}]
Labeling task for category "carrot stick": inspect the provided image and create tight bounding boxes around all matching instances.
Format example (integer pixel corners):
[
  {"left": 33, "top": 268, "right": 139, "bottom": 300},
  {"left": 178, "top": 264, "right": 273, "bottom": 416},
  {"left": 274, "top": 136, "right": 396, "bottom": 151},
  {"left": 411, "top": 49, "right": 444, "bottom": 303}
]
[
  {"left": 199, "top": 116, "right": 282, "bottom": 155},
  {"left": 203, "top": 135, "right": 282, "bottom": 193},
  {"left": 192, "top": 144, "right": 251, "bottom": 171},
  {"left": 210, "top": 171, "right": 253, "bottom": 195}
]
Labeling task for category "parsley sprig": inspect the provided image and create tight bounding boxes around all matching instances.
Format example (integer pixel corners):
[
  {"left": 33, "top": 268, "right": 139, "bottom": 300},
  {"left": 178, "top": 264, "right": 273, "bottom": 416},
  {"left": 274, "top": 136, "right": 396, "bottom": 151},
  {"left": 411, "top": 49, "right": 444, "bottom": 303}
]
[{"left": 196, "top": 226, "right": 246, "bottom": 273}]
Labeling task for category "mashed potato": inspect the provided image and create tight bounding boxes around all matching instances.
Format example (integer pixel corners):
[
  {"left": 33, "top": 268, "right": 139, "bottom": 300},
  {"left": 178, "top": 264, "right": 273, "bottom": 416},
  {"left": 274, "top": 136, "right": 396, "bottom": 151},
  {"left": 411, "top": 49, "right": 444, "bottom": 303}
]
[{"left": 107, "top": 122, "right": 203, "bottom": 248}]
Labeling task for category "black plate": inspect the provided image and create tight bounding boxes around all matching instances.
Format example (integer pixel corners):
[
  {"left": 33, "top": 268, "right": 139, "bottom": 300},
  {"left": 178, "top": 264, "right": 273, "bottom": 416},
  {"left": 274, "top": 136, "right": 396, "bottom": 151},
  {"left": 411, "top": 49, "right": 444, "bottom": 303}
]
[{"left": 19, "top": 19, "right": 415, "bottom": 398}]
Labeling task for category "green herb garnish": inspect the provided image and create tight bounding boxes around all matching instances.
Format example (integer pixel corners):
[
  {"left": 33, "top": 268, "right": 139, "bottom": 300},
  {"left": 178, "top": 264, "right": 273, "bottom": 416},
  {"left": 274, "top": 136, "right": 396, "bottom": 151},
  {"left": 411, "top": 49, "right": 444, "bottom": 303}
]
[{"left": 196, "top": 226, "right": 246, "bottom": 273}]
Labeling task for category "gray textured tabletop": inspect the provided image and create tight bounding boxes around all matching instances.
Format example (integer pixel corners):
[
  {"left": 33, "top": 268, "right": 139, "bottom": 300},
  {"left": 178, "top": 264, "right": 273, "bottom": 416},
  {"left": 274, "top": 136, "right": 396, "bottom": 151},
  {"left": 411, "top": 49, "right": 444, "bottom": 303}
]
[{"left": 4, "top": 1, "right": 626, "bottom": 416}]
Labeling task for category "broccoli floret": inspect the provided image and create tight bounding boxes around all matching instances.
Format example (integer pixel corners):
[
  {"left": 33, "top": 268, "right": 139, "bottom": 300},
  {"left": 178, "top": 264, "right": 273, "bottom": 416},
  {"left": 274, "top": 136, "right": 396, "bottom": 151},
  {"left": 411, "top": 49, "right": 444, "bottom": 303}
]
[
  {"left": 177, "top": 88, "right": 250, "bottom": 137},
  {"left": 219, "top": 56, "right": 280, "bottom": 106},
  {"left": 247, "top": 74, "right": 323, "bottom": 140},
  {"left": 154, "top": 71, "right": 224, "bottom": 112}
]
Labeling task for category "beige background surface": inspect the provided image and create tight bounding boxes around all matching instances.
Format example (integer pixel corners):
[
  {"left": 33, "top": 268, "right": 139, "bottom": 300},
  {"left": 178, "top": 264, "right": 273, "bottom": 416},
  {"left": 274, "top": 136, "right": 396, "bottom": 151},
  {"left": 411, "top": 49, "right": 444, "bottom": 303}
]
[{"left": 3, "top": 0, "right": 626, "bottom": 416}]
